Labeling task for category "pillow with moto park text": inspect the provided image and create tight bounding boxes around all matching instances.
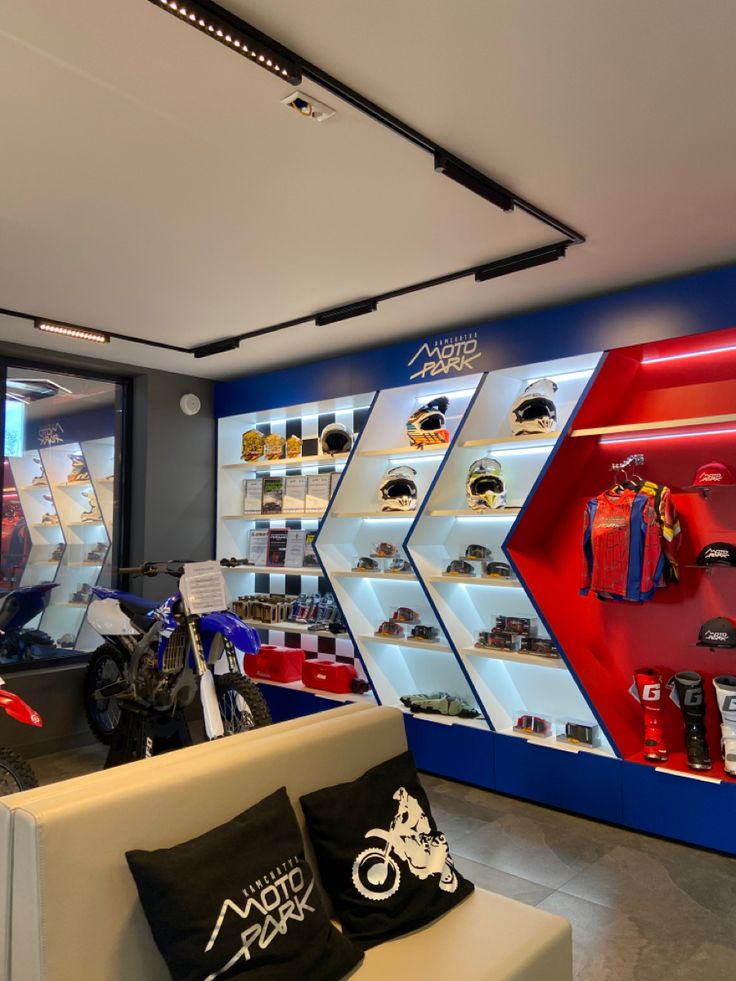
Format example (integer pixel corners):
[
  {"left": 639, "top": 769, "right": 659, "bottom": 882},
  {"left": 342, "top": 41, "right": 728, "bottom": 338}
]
[
  {"left": 300, "top": 751, "right": 474, "bottom": 949},
  {"left": 126, "top": 786, "right": 362, "bottom": 981}
]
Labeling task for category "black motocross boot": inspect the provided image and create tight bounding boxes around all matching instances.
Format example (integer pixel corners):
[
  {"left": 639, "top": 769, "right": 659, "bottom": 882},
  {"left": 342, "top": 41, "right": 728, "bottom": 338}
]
[{"left": 674, "top": 671, "right": 712, "bottom": 771}]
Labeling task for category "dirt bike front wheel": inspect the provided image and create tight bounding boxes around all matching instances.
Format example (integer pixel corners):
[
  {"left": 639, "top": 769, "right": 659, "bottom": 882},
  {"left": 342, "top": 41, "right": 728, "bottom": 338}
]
[
  {"left": 83, "top": 644, "right": 125, "bottom": 745},
  {"left": 215, "top": 673, "right": 271, "bottom": 735},
  {"left": 0, "top": 747, "right": 39, "bottom": 796},
  {"left": 352, "top": 848, "right": 401, "bottom": 901}
]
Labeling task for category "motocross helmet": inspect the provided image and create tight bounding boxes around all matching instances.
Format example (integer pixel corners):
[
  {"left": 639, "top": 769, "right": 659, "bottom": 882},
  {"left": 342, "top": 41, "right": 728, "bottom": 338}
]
[
  {"left": 320, "top": 423, "right": 353, "bottom": 456},
  {"left": 509, "top": 378, "right": 558, "bottom": 435},
  {"left": 241, "top": 428, "right": 265, "bottom": 461},
  {"left": 406, "top": 396, "right": 450, "bottom": 447},
  {"left": 286, "top": 434, "right": 303, "bottom": 458},
  {"left": 466, "top": 458, "right": 506, "bottom": 510},
  {"left": 379, "top": 466, "right": 417, "bottom": 512},
  {"left": 264, "top": 432, "right": 285, "bottom": 460}
]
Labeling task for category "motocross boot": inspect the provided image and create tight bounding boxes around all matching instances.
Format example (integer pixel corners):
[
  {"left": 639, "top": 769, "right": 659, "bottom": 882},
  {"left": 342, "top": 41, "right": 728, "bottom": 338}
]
[
  {"left": 673, "top": 672, "right": 711, "bottom": 771},
  {"left": 713, "top": 675, "right": 736, "bottom": 776},
  {"left": 634, "top": 668, "right": 668, "bottom": 762}
]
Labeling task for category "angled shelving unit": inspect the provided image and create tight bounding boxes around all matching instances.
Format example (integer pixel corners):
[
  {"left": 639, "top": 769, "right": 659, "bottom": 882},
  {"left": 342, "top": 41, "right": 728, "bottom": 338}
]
[
  {"left": 316, "top": 375, "right": 488, "bottom": 728},
  {"left": 407, "top": 353, "right": 614, "bottom": 756},
  {"left": 216, "top": 392, "right": 375, "bottom": 703}
]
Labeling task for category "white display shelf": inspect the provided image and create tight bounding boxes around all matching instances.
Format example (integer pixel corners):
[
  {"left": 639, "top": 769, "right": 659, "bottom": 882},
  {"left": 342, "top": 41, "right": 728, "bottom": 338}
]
[
  {"left": 222, "top": 511, "right": 325, "bottom": 521},
  {"left": 407, "top": 352, "right": 613, "bottom": 753},
  {"left": 500, "top": 726, "right": 613, "bottom": 757},
  {"left": 20, "top": 483, "right": 49, "bottom": 492},
  {"left": 222, "top": 565, "right": 321, "bottom": 576},
  {"left": 395, "top": 705, "right": 488, "bottom": 730},
  {"left": 460, "top": 433, "right": 560, "bottom": 449},
  {"left": 223, "top": 452, "right": 349, "bottom": 470},
  {"left": 67, "top": 520, "right": 105, "bottom": 528},
  {"left": 240, "top": 618, "right": 340, "bottom": 640},
  {"left": 255, "top": 677, "right": 375, "bottom": 705},
  {"left": 463, "top": 645, "right": 566, "bottom": 669},
  {"left": 68, "top": 561, "right": 105, "bottom": 567},
  {"left": 333, "top": 570, "right": 415, "bottom": 581},
  {"left": 429, "top": 508, "right": 521, "bottom": 518},
  {"left": 429, "top": 575, "right": 522, "bottom": 588},
  {"left": 54, "top": 480, "right": 92, "bottom": 488},
  {"left": 360, "top": 634, "right": 452, "bottom": 653},
  {"left": 31, "top": 522, "right": 61, "bottom": 529},
  {"left": 358, "top": 445, "right": 449, "bottom": 459},
  {"left": 330, "top": 511, "right": 415, "bottom": 520}
]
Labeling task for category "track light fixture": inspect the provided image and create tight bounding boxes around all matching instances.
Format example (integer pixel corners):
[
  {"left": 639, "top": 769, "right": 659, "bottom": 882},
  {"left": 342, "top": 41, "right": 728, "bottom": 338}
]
[
  {"left": 192, "top": 337, "right": 241, "bottom": 358},
  {"left": 434, "top": 154, "right": 514, "bottom": 213},
  {"left": 147, "top": 0, "right": 302, "bottom": 85},
  {"left": 34, "top": 319, "right": 109, "bottom": 345},
  {"left": 315, "top": 300, "right": 378, "bottom": 327},
  {"left": 474, "top": 244, "right": 568, "bottom": 283}
]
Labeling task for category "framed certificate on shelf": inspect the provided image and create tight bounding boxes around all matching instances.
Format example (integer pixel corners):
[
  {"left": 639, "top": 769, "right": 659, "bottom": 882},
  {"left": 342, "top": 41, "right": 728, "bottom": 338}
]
[
  {"left": 242, "top": 478, "right": 263, "bottom": 513},
  {"left": 284, "top": 475, "right": 307, "bottom": 512},
  {"left": 305, "top": 474, "right": 330, "bottom": 512}
]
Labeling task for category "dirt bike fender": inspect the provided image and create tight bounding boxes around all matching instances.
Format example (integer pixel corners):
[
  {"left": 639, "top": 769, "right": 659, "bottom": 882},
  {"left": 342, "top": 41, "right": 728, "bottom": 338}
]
[
  {"left": 0, "top": 690, "right": 43, "bottom": 728},
  {"left": 364, "top": 828, "right": 391, "bottom": 843},
  {"left": 199, "top": 612, "right": 261, "bottom": 656}
]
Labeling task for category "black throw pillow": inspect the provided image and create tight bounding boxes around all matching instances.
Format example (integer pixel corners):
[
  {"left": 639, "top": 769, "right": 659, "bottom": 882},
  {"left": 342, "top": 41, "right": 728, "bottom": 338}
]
[
  {"left": 300, "top": 751, "right": 473, "bottom": 948},
  {"left": 126, "top": 786, "right": 363, "bottom": 981}
]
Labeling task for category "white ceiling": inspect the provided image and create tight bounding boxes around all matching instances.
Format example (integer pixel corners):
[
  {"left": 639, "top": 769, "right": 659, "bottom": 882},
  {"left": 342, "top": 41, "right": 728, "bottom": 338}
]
[{"left": 1, "top": 0, "right": 736, "bottom": 379}]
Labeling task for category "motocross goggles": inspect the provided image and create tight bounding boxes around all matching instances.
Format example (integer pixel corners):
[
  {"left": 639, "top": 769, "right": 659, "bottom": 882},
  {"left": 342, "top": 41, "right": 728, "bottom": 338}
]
[
  {"left": 387, "top": 557, "right": 412, "bottom": 573},
  {"left": 515, "top": 714, "right": 551, "bottom": 736},
  {"left": 371, "top": 542, "right": 398, "bottom": 557},
  {"left": 355, "top": 557, "right": 379, "bottom": 571},
  {"left": 411, "top": 625, "right": 439, "bottom": 641},
  {"left": 391, "top": 607, "right": 421, "bottom": 623},
  {"left": 464, "top": 544, "right": 493, "bottom": 560},
  {"left": 376, "top": 620, "right": 405, "bottom": 638},
  {"left": 485, "top": 561, "right": 514, "bottom": 579}
]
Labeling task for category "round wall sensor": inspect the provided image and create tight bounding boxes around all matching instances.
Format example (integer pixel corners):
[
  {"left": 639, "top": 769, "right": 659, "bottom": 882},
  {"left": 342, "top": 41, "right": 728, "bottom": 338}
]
[{"left": 179, "top": 393, "right": 201, "bottom": 416}]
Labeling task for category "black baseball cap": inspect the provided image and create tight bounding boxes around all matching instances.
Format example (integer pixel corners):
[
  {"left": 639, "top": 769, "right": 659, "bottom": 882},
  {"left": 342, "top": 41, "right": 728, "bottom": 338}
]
[
  {"left": 697, "top": 616, "right": 736, "bottom": 648},
  {"left": 697, "top": 542, "right": 736, "bottom": 567}
]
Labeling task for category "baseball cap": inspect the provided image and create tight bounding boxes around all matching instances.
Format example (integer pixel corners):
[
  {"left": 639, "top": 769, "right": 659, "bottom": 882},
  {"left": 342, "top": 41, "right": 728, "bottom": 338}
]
[
  {"left": 696, "top": 542, "right": 736, "bottom": 567},
  {"left": 697, "top": 616, "right": 736, "bottom": 648},
  {"left": 693, "top": 462, "right": 736, "bottom": 486}
]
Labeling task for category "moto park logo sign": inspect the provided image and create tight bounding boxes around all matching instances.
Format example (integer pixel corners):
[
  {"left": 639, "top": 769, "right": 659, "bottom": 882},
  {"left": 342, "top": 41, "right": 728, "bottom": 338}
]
[{"left": 408, "top": 331, "right": 482, "bottom": 380}]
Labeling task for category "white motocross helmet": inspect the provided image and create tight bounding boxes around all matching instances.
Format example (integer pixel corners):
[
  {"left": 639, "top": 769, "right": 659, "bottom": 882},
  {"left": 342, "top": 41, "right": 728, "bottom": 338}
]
[
  {"left": 509, "top": 379, "right": 558, "bottom": 435},
  {"left": 320, "top": 422, "right": 353, "bottom": 455},
  {"left": 379, "top": 466, "right": 418, "bottom": 512},
  {"left": 466, "top": 458, "right": 506, "bottom": 510}
]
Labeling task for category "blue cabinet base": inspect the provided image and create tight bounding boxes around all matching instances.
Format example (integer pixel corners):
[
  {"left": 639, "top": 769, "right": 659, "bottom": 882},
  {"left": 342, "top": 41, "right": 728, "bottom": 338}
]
[
  {"left": 403, "top": 716, "right": 494, "bottom": 790},
  {"left": 258, "top": 684, "right": 352, "bottom": 724}
]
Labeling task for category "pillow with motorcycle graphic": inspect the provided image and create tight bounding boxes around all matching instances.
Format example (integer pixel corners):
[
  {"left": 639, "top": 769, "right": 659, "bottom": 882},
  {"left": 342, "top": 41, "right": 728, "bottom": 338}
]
[
  {"left": 126, "top": 787, "right": 363, "bottom": 981},
  {"left": 300, "top": 751, "right": 474, "bottom": 949}
]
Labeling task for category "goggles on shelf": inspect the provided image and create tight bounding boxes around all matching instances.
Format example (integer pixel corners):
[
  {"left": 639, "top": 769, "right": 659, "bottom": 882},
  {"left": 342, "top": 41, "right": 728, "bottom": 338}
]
[
  {"left": 515, "top": 714, "right": 551, "bottom": 736},
  {"left": 391, "top": 607, "right": 421, "bottom": 623},
  {"left": 411, "top": 625, "right": 439, "bottom": 641},
  {"left": 220, "top": 557, "right": 252, "bottom": 568},
  {"left": 387, "top": 557, "right": 412, "bottom": 573},
  {"left": 371, "top": 542, "right": 398, "bottom": 557},
  {"left": 485, "top": 562, "right": 514, "bottom": 579},
  {"left": 355, "top": 557, "right": 379, "bottom": 571},
  {"left": 376, "top": 620, "right": 405, "bottom": 638},
  {"left": 464, "top": 544, "right": 493, "bottom": 560},
  {"left": 445, "top": 559, "right": 475, "bottom": 576}
]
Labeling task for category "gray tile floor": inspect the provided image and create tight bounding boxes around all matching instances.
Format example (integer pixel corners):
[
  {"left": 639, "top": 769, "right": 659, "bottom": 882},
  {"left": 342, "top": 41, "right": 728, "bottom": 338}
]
[{"left": 30, "top": 747, "right": 736, "bottom": 981}]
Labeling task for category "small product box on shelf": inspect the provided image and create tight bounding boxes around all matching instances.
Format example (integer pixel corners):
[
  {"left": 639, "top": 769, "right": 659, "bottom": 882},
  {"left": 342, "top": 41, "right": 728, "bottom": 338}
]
[
  {"left": 247, "top": 528, "right": 269, "bottom": 566},
  {"left": 495, "top": 615, "right": 538, "bottom": 636},
  {"left": 302, "top": 658, "right": 357, "bottom": 694},
  {"left": 303, "top": 531, "right": 319, "bottom": 568},
  {"left": 556, "top": 719, "right": 600, "bottom": 748},
  {"left": 524, "top": 637, "right": 560, "bottom": 658},
  {"left": 477, "top": 629, "right": 522, "bottom": 652},
  {"left": 284, "top": 528, "right": 306, "bottom": 567},
  {"left": 266, "top": 528, "right": 289, "bottom": 566},
  {"left": 242, "top": 478, "right": 263, "bottom": 514},
  {"left": 262, "top": 476, "right": 284, "bottom": 513},
  {"left": 244, "top": 645, "right": 305, "bottom": 683},
  {"left": 513, "top": 711, "right": 553, "bottom": 738}
]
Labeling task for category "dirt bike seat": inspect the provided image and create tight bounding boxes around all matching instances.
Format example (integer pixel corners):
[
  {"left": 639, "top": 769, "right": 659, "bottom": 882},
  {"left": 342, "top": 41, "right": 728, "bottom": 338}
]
[{"left": 117, "top": 599, "right": 158, "bottom": 634}]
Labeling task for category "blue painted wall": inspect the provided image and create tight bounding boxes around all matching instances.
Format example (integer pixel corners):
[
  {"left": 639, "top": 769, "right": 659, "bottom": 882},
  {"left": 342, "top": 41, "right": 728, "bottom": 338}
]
[{"left": 216, "top": 264, "right": 736, "bottom": 415}]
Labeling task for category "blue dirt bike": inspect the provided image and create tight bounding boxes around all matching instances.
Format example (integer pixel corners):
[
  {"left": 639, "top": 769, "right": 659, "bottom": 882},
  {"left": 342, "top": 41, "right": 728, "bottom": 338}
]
[
  {"left": 0, "top": 583, "right": 58, "bottom": 662},
  {"left": 84, "top": 561, "right": 270, "bottom": 744}
]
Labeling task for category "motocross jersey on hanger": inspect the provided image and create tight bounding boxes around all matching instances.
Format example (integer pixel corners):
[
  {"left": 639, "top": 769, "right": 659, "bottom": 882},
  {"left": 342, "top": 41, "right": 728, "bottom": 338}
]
[
  {"left": 581, "top": 487, "right": 665, "bottom": 602},
  {"left": 630, "top": 479, "right": 681, "bottom": 583}
]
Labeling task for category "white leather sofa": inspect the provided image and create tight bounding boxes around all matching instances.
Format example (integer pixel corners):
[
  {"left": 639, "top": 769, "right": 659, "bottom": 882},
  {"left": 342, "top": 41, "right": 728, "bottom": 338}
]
[{"left": 0, "top": 704, "right": 572, "bottom": 980}]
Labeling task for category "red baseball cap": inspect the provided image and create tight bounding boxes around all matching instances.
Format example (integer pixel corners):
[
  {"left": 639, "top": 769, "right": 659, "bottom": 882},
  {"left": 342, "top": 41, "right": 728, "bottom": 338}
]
[{"left": 693, "top": 461, "right": 736, "bottom": 486}]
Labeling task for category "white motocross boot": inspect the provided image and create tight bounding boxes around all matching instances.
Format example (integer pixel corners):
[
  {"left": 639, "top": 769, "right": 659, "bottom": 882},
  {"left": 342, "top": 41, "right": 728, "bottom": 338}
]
[{"left": 713, "top": 676, "right": 736, "bottom": 776}]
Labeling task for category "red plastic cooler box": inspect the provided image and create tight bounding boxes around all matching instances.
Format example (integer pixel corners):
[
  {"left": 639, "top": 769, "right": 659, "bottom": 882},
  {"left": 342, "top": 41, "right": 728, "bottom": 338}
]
[
  {"left": 302, "top": 659, "right": 357, "bottom": 694},
  {"left": 244, "top": 645, "right": 304, "bottom": 683}
]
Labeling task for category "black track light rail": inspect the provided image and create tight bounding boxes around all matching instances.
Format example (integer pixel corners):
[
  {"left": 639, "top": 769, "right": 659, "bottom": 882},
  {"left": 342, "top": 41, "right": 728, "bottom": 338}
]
[{"left": 6, "top": 3, "right": 585, "bottom": 359}]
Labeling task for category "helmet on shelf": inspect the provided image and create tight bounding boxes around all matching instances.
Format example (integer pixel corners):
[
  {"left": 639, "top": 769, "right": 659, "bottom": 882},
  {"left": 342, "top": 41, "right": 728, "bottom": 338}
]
[
  {"left": 509, "top": 378, "right": 558, "bottom": 435},
  {"left": 379, "top": 466, "right": 418, "bottom": 512},
  {"left": 406, "top": 397, "right": 450, "bottom": 447},
  {"left": 320, "top": 423, "right": 353, "bottom": 455},
  {"left": 466, "top": 458, "right": 506, "bottom": 510},
  {"left": 241, "top": 429, "right": 265, "bottom": 461}
]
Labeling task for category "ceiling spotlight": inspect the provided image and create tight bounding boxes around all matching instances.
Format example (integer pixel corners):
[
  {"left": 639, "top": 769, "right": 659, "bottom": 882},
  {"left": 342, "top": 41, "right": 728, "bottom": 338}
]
[
  {"left": 474, "top": 244, "right": 568, "bottom": 283},
  {"left": 146, "top": 0, "right": 302, "bottom": 85},
  {"left": 35, "top": 320, "right": 110, "bottom": 344}
]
